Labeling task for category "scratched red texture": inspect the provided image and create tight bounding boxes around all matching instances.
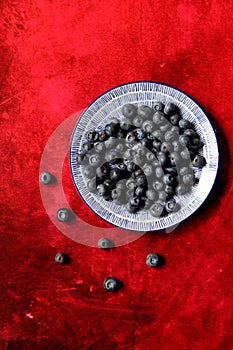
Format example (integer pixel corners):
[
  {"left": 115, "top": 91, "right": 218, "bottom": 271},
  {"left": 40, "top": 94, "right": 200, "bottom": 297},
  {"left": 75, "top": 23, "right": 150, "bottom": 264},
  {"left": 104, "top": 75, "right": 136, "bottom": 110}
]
[{"left": 0, "top": 0, "right": 233, "bottom": 349}]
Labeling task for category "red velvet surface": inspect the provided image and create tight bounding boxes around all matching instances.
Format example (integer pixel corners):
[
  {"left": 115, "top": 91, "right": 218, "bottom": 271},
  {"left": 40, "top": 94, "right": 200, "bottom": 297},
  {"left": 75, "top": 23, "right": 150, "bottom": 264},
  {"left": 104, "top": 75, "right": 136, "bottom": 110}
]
[{"left": 1, "top": 1, "right": 233, "bottom": 349}]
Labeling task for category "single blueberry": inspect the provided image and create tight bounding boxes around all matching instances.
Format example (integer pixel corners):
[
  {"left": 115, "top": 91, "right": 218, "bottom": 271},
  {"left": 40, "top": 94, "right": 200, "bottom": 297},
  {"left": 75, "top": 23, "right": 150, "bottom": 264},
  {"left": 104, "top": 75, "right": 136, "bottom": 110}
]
[
  {"left": 122, "top": 104, "right": 137, "bottom": 119},
  {"left": 170, "top": 114, "right": 181, "bottom": 125},
  {"left": 192, "top": 155, "right": 206, "bottom": 167},
  {"left": 179, "top": 135, "right": 191, "bottom": 147},
  {"left": 146, "top": 253, "right": 161, "bottom": 267},
  {"left": 40, "top": 172, "right": 55, "bottom": 185},
  {"left": 55, "top": 252, "right": 69, "bottom": 264},
  {"left": 142, "top": 120, "right": 154, "bottom": 133},
  {"left": 83, "top": 165, "right": 96, "bottom": 179},
  {"left": 164, "top": 102, "right": 176, "bottom": 115},
  {"left": 103, "top": 277, "right": 119, "bottom": 292},
  {"left": 138, "top": 105, "right": 154, "bottom": 119},
  {"left": 56, "top": 208, "right": 72, "bottom": 222},
  {"left": 153, "top": 101, "right": 164, "bottom": 112},
  {"left": 120, "top": 118, "right": 132, "bottom": 131},
  {"left": 98, "top": 238, "right": 114, "bottom": 249},
  {"left": 179, "top": 119, "right": 192, "bottom": 130},
  {"left": 132, "top": 116, "right": 144, "bottom": 128},
  {"left": 149, "top": 202, "right": 164, "bottom": 217},
  {"left": 153, "top": 111, "right": 166, "bottom": 125}
]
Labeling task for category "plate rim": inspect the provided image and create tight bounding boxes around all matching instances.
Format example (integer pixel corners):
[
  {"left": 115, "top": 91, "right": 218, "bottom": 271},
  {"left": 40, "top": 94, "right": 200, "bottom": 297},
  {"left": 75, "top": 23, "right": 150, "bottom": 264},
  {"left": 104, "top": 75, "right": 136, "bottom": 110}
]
[{"left": 69, "top": 81, "right": 219, "bottom": 231}]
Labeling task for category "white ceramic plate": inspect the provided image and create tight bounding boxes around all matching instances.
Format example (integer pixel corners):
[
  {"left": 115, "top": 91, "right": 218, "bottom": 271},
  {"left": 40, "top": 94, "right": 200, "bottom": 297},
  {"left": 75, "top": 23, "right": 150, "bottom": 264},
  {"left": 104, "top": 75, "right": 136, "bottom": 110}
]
[{"left": 70, "top": 82, "right": 218, "bottom": 231}]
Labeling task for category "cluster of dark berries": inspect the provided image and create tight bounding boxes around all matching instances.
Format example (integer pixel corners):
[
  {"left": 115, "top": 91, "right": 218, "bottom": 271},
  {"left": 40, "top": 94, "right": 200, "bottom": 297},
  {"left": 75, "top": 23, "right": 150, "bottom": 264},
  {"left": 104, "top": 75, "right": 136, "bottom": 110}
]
[{"left": 76, "top": 102, "right": 206, "bottom": 217}]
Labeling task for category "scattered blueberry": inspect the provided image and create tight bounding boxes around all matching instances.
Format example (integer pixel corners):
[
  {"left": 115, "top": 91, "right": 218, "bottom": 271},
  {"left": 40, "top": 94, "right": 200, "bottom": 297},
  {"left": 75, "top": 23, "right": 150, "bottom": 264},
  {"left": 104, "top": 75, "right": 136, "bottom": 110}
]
[
  {"left": 40, "top": 172, "right": 55, "bottom": 185},
  {"left": 146, "top": 253, "right": 161, "bottom": 267},
  {"left": 56, "top": 208, "right": 72, "bottom": 222},
  {"left": 103, "top": 277, "right": 119, "bottom": 292},
  {"left": 98, "top": 238, "right": 113, "bottom": 249},
  {"left": 55, "top": 253, "right": 69, "bottom": 264}
]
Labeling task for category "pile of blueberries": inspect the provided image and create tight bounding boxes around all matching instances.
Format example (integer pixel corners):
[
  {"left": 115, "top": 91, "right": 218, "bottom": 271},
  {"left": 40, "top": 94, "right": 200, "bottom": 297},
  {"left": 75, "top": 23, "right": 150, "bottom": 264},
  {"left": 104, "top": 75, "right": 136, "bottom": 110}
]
[{"left": 76, "top": 102, "right": 206, "bottom": 217}]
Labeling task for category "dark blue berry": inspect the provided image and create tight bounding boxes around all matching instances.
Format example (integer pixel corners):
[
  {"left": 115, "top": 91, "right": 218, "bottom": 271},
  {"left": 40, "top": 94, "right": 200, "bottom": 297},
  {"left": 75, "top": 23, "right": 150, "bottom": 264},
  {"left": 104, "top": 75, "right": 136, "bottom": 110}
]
[
  {"left": 56, "top": 208, "right": 72, "bottom": 222},
  {"left": 97, "top": 184, "right": 107, "bottom": 196},
  {"left": 98, "top": 238, "right": 114, "bottom": 249},
  {"left": 164, "top": 102, "right": 176, "bottom": 115},
  {"left": 87, "top": 178, "right": 97, "bottom": 193},
  {"left": 179, "top": 119, "right": 192, "bottom": 130},
  {"left": 190, "top": 138, "right": 202, "bottom": 150},
  {"left": 125, "top": 132, "right": 136, "bottom": 143},
  {"left": 170, "top": 152, "right": 181, "bottom": 166},
  {"left": 179, "top": 135, "right": 191, "bottom": 147},
  {"left": 135, "top": 175, "right": 147, "bottom": 187},
  {"left": 40, "top": 172, "right": 54, "bottom": 185},
  {"left": 153, "top": 111, "right": 166, "bottom": 125},
  {"left": 161, "top": 142, "right": 172, "bottom": 153},
  {"left": 164, "top": 130, "right": 178, "bottom": 142},
  {"left": 153, "top": 101, "right": 164, "bottom": 111},
  {"left": 170, "top": 114, "right": 181, "bottom": 125},
  {"left": 165, "top": 199, "right": 179, "bottom": 213},
  {"left": 87, "top": 131, "right": 99, "bottom": 142},
  {"left": 153, "top": 180, "right": 164, "bottom": 191},
  {"left": 192, "top": 155, "right": 206, "bottom": 167},
  {"left": 98, "top": 130, "right": 108, "bottom": 142},
  {"left": 94, "top": 142, "right": 106, "bottom": 153},
  {"left": 149, "top": 202, "right": 164, "bottom": 217},
  {"left": 142, "top": 120, "right": 154, "bottom": 133},
  {"left": 134, "top": 128, "right": 146, "bottom": 141},
  {"left": 89, "top": 154, "right": 101, "bottom": 167},
  {"left": 83, "top": 165, "right": 96, "bottom": 179},
  {"left": 132, "top": 116, "right": 143, "bottom": 128},
  {"left": 105, "top": 137, "right": 118, "bottom": 149},
  {"left": 126, "top": 178, "right": 136, "bottom": 190},
  {"left": 146, "top": 253, "right": 160, "bottom": 267},
  {"left": 110, "top": 168, "right": 121, "bottom": 182},
  {"left": 82, "top": 141, "right": 93, "bottom": 153},
  {"left": 183, "top": 174, "right": 194, "bottom": 186},
  {"left": 103, "top": 179, "right": 115, "bottom": 190},
  {"left": 146, "top": 189, "right": 157, "bottom": 201},
  {"left": 183, "top": 129, "right": 197, "bottom": 138},
  {"left": 120, "top": 118, "right": 132, "bottom": 131},
  {"left": 163, "top": 174, "right": 174, "bottom": 185},
  {"left": 103, "top": 277, "right": 119, "bottom": 292},
  {"left": 142, "top": 163, "right": 153, "bottom": 177},
  {"left": 55, "top": 253, "right": 68, "bottom": 264}
]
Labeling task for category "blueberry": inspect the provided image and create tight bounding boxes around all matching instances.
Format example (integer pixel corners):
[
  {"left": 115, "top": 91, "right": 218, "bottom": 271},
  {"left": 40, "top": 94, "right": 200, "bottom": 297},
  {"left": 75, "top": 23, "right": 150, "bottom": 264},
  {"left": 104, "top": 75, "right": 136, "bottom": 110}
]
[
  {"left": 87, "top": 178, "right": 97, "bottom": 193},
  {"left": 87, "top": 131, "right": 99, "bottom": 142},
  {"left": 105, "top": 124, "right": 117, "bottom": 137},
  {"left": 164, "top": 185, "right": 175, "bottom": 195},
  {"left": 137, "top": 147, "right": 147, "bottom": 157},
  {"left": 179, "top": 119, "right": 192, "bottom": 130},
  {"left": 153, "top": 180, "right": 164, "bottom": 191},
  {"left": 160, "top": 124, "right": 170, "bottom": 133},
  {"left": 130, "top": 196, "right": 141, "bottom": 208},
  {"left": 153, "top": 101, "right": 164, "bottom": 111},
  {"left": 183, "top": 174, "right": 194, "bottom": 186},
  {"left": 55, "top": 253, "right": 68, "bottom": 264},
  {"left": 106, "top": 150, "right": 120, "bottom": 162},
  {"left": 164, "top": 130, "right": 177, "bottom": 142},
  {"left": 161, "top": 142, "right": 172, "bottom": 153},
  {"left": 134, "top": 128, "right": 146, "bottom": 141},
  {"left": 142, "top": 120, "right": 154, "bottom": 133},
  {"left": 146, "top": 152, "right": 156, "bottom": 162},
  {"left": 112, "top": 188, "right": 126, "bottom": 203},
  {"left": 164, "top": 167, "right": 178, "bottom": 175},
  {"left": 153, "top": 111, "right": 166, "bottom": 125},
  {"left": 132, "top": 116, "right": 143, "bottom": 128},
  {"left": 141, "top": 197, "right": 152, "bottom": 210},
  {"left": 96, "top": 165, "right": 109, "bottom": 181},
  {"left": 192, "top": 155, "right": 206, "bottom": 167},
  {"left": 157, "top": 152, "right": 168, "bottom": 166},
  {"left": 165, "top": 199, "right": 179, "bottom": 213},
  {"left": 171, "top": 126, "right": 181, "bottom": 135},
  {"left": 135, "top": 175, "right": 147, "bottom": 188},
  {"left": 135, "top": 186, "right": 145, "bottom": 197},
  {"left": 155, "top": 166, "right": 164, "bottom": 178},
  {"left": 170, "top": 114, "right": 181, "bottom": 125},
  {"left": 97, "top": 184, "right": 108, "bottom": 196},
  {"left": 94, "top": 142, "right": 106, "bottom": 153},
  {"left": 132, "top": 169, "right": 144, "bottom": 178},
  {"left": 142, "top": 163, "right": 153, "bottom": 177},
  {"left": 158, "top": 190, "right": 167, "bottom": 201},
  {"left": 164, "top": 102, "right": 176, "bottom": 115},
  {"left": 172, "top": 141, "right": 182, "bottom": 152},
  {"left": 40, "top": 172, "right": 54, "bottom": 185},
  {"left": 125, "top": 132, "right": 136, "bottom": 143},
  {"left": 83, "top": 165, "right": 96, "bottom": 179},
  {"left": 117, "top": 128, "right": 127, "bottom": 139},
  {"left": 152, "top": 130, "right": 163, "bottom": 140},
  {"left": 152, "top": 140, "right": 162, "bottom": 151},
  {"left": 76, "top": 152, "right": 86, "bottom": 165},
  {"left": 146, "top": 253, "right": 160, "bottom": 267},
  {"left": 122, "top": 104, "right": 137, "bottom": 119},
  {"left": 115, "top": 143, "right": 125, "bottom": 153},
  {"left": 126, "top": 161, "right": 137, "bottom": 173},
  {"left": 126, "top": 178, "right": 136, "bottom": 190},
  {"left": 183, "top": 129, "right": 197, "bottom": 138},
  {"left": 138, "top": 105, "right": 154, "bottom": 119},
  {"left": 110, "top": 168, "right": 121, "bottom": 182},
  {"left": 56, "top": 208, "right": 72, "bottom": 222},
  {"left": 133, "top": 154, "right": 145, "bottom": 167},
  {"left": 146, "top": 189, "right": 157, "bottom": 201},
  {"left": 149, "top": 202, "right": 164, "bottom": 217},
  {"left": 120, "top": 118, "right": 132, "bottom": 131},
  {"left": 190, "top": 138, "right": 203, "bottom": 150},
  {"left": 170, "top": 152, "right": 181, "bottom": 166},
  {"left": 89, "top": 154, "right": 101, "bottom": 167},
  {"left": 163, "top": 174, "right": 174, "bottom": 185},
  {"left": 126, "top": 201, "right": 139, "bottom": 213},
  {"left": 98, "top": 238, "right": 113, "bottom": 249},
  {"left": 180, "top": 149, "right": 192, "bottom": 160},
  {"left": 105, "top": 137, "right": 118, "bottom": 149},
  {"left": 146, "top": 132, "right": 154, "bottom": 141},
  {"left": 140, "top": 138, "right": 151, "bottom": 148},
  {"left": 82, "top": 141, "right": 93, "bottom": 153},
  {"left": 98, "top": 130, "right": 109, "bottom": 142},
  {"left": 103, "top": 179, "right": 115, "bottom": 190},
  {"left": 179, "top": 135, "right": 191, "bottom": 147},
  {"left": 115, "top": 162, "right": 127, "bottom": 172},
  {"left": 180, "top": 167, "right": 191, "bottom": 176},
  {"left": 103, "top": 277, "right": 119, "bottom": 292},
  {"left": 124, "top": 148, "right": 136, "bottom": 160}
]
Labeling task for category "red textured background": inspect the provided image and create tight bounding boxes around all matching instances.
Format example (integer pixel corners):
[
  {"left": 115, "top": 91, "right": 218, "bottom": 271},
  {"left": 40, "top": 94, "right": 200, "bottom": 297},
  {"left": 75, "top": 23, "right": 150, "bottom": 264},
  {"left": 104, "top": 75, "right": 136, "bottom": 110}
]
[{"left": 1, "top": 1, "right": 233, "bottom": 349}]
